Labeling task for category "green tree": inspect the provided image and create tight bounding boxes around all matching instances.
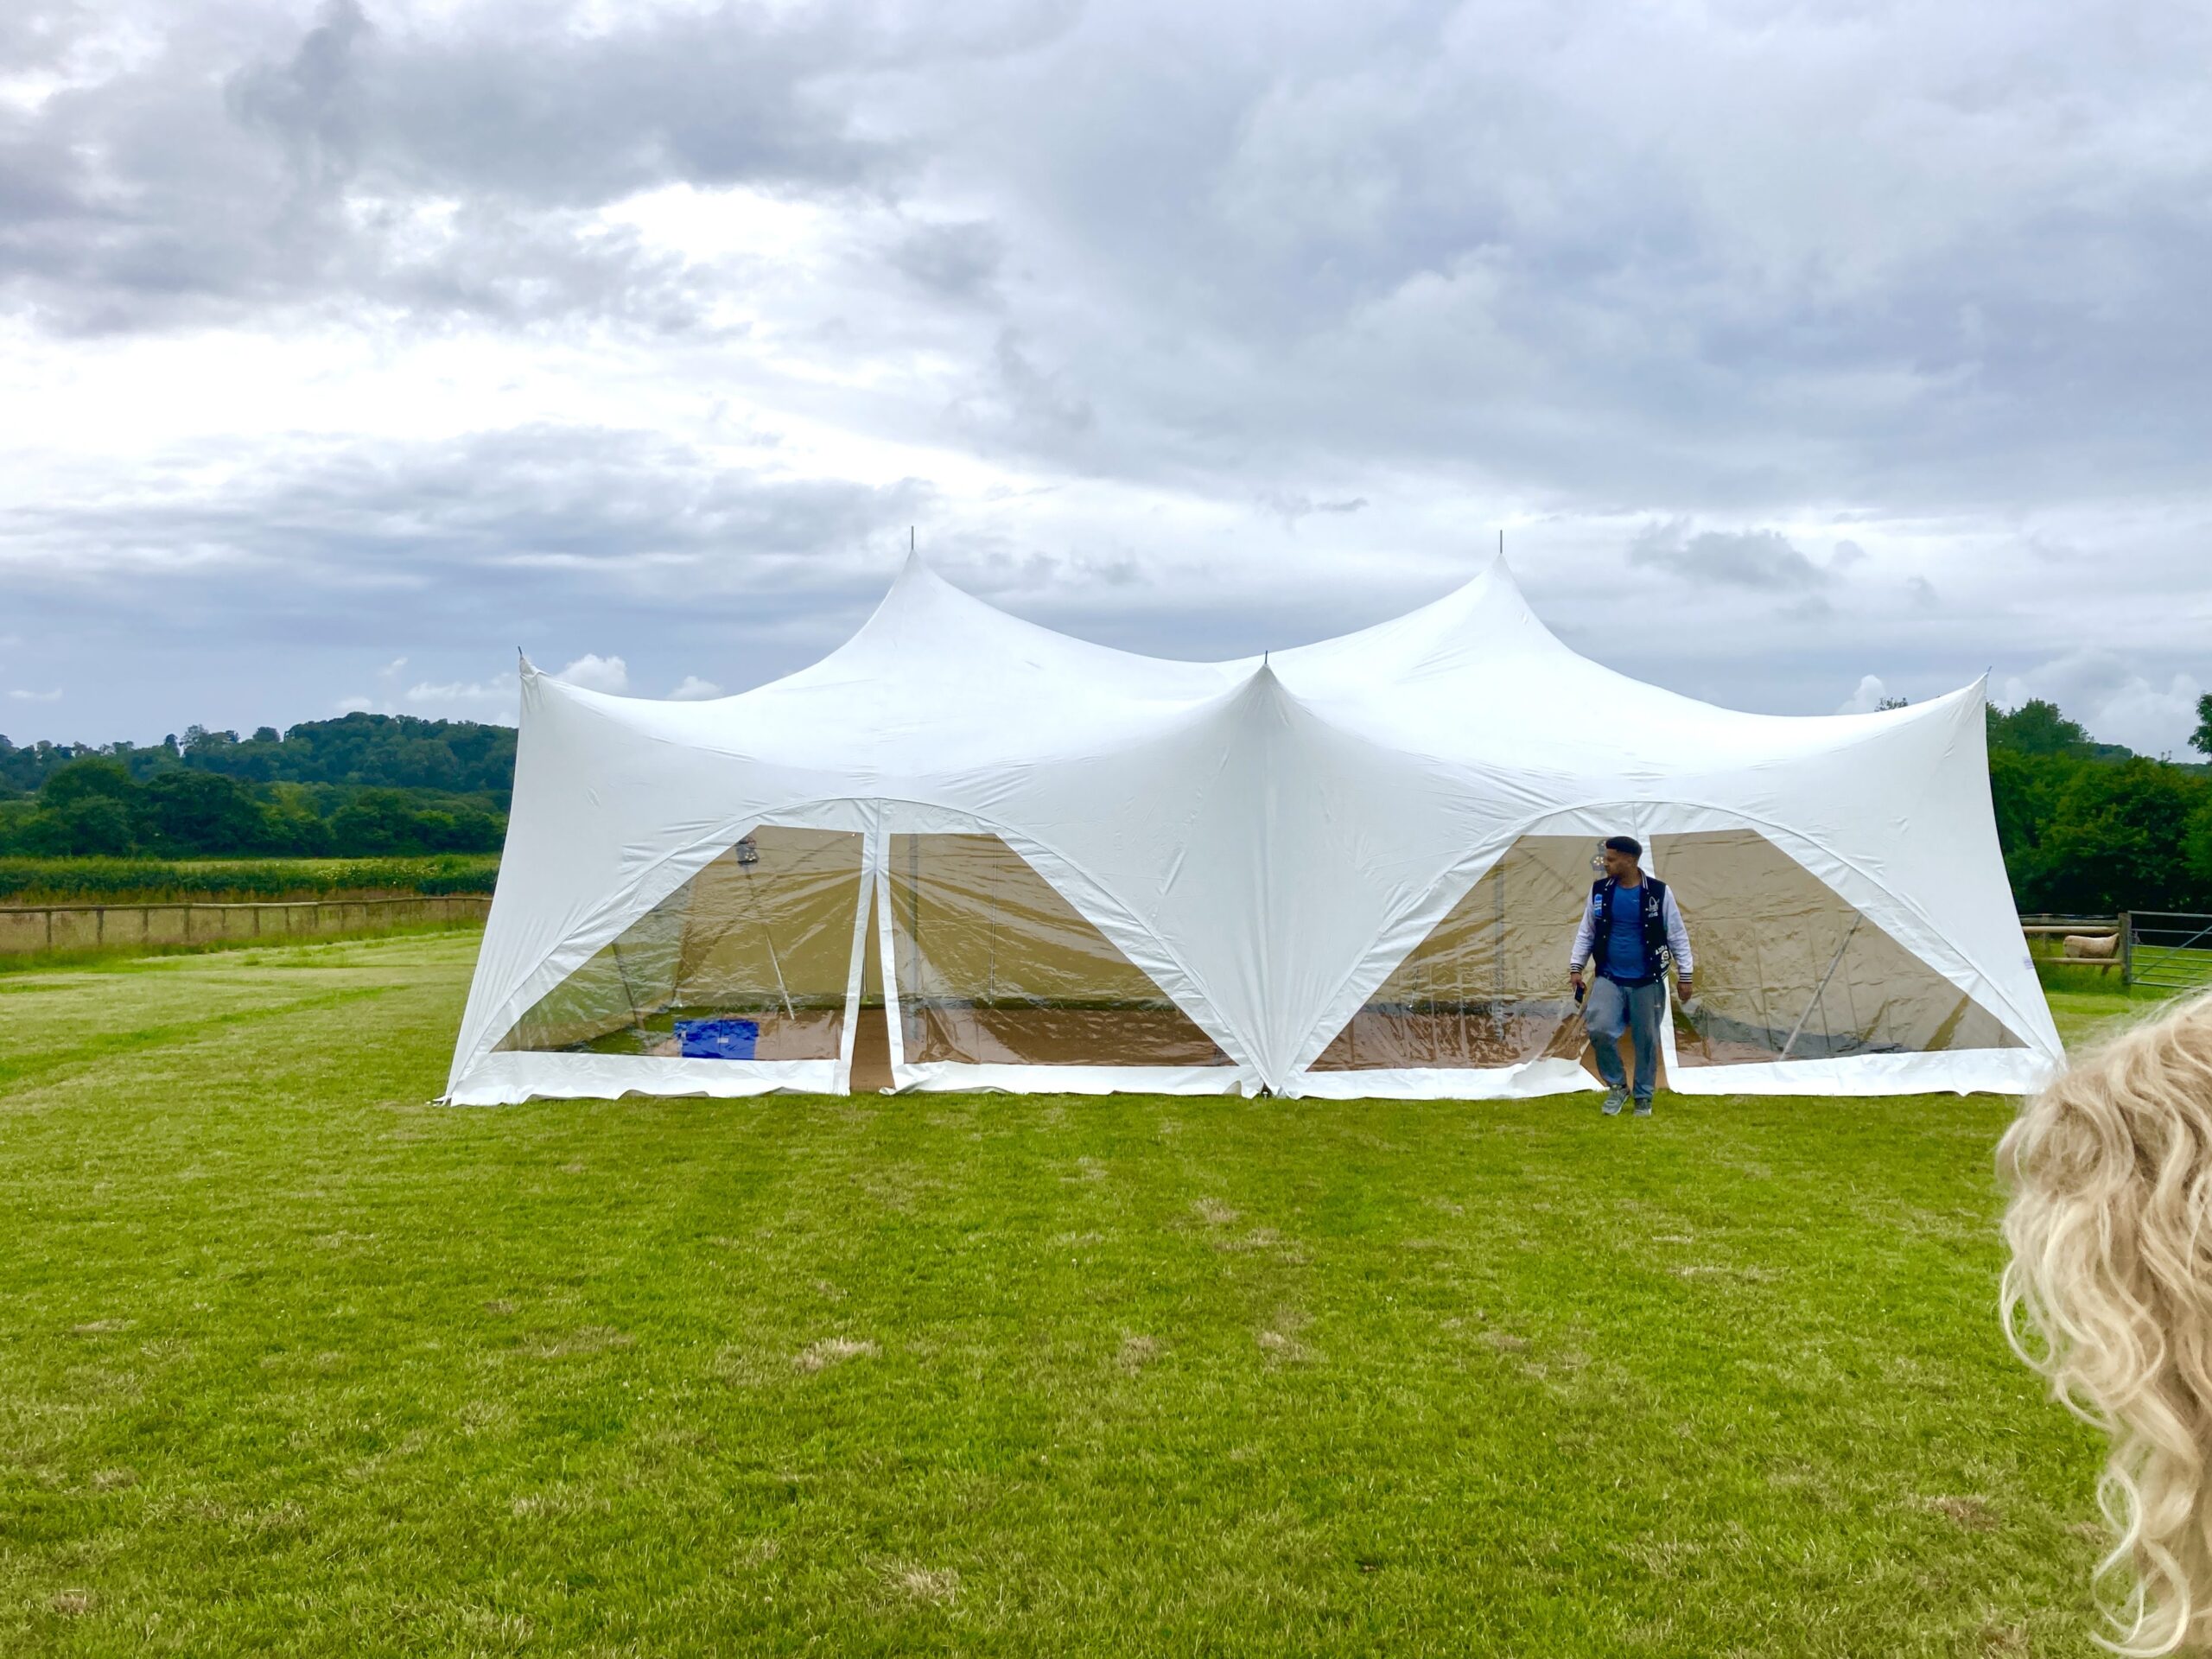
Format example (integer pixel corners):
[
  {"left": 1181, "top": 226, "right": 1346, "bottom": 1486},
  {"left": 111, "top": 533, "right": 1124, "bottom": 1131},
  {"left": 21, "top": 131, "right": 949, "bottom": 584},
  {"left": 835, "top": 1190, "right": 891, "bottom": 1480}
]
[
  {"left": 327, "top": 789, "right": 424, "bottom": 856},
  {"left": 2186, "top": 795, "right": 2212, "bottom": 901},
  {"left": 1986, "top": 746, "right": 2078, "bottom": 906},
  {"left": 19, "top": 795, "right": 137, "bottom": 856},
  {"left": 2192, "top": 692, "right": 2212, "bottom": 758},
  {"left": 136, "top": 772, "right": 269, "bottom": 857},
  {"left": 2032, "top": 759, "right": 2208, "bottom": 912},
  {"left": 1987, "top": 699, "right": 2093, "bottom": 757},
  {"left": 260, "top": 784, "right": 333, "bottom": 856},
  {"left": 40, "top": 757, "right": 139, "bottom": 810}
]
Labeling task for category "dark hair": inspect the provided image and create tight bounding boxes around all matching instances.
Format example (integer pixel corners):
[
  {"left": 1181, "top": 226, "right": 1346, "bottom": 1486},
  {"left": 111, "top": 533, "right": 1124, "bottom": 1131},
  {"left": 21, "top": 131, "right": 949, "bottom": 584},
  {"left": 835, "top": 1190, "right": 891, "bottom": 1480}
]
[{"left": 1603, "top": 835, "right": 1643, "bottom": 859}]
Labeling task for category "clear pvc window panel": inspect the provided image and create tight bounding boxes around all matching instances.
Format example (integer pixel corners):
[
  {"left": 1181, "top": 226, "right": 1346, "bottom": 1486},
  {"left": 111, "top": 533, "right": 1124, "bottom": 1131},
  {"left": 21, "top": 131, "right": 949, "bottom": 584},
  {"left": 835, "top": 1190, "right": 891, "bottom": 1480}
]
[
  {"left": 886, "top": 833, "right": 1230, "bottom": 1068},
  {"left": 1310, "top": 836, "right": 1596, "bottom": 1071},
  {"left": 1654, "top": 829, "right": 2024, "bottom": 1065},
  {"left": 497, "top": 827, "right": 864, "bottom": 1059}
]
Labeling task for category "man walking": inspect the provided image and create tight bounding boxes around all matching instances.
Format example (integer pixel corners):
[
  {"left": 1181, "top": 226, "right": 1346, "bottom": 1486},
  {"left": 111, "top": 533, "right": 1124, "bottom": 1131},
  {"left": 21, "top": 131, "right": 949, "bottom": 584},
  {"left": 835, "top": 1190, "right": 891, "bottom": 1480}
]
[{"left": 1568, "top": 836, "right": 1694, "bottom": 1117}]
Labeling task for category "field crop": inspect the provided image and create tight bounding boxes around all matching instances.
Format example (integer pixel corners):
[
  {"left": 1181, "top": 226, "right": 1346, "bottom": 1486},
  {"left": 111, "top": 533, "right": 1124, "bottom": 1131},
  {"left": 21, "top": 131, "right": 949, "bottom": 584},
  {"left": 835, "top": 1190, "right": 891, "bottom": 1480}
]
[{"left": 0, "top": 855, "right": 498, "bottom": 907}]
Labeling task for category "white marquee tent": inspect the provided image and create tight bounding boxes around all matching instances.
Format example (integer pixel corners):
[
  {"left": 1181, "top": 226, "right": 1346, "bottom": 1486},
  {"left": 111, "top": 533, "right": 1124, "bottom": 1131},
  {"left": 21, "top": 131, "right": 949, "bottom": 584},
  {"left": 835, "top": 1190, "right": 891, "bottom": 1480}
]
[{"left": 446, "top": 554, "right": 2061, "bottom": 1105}]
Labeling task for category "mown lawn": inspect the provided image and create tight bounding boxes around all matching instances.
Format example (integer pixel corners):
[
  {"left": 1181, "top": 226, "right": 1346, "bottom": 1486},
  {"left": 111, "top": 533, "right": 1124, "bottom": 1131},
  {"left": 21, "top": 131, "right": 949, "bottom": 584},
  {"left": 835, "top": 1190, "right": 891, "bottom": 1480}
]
[{"left": 0, "top": 937, "right": 2139, "bottom": 1655}]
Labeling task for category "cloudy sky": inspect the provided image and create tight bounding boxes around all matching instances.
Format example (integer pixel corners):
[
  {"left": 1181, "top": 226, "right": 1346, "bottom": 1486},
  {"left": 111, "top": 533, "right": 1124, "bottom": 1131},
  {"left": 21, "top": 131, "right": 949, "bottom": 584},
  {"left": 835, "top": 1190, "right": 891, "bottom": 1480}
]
[{"left": 3, "top": 0, "right": 2208, "bottom": 752}]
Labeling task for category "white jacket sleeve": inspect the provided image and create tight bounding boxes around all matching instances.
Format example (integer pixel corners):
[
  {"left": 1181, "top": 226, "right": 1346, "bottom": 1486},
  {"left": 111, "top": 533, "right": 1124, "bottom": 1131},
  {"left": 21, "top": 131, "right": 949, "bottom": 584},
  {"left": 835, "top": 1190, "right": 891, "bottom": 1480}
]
[
  {"left": 1664, "top": 887, "right": 1694, "bottom": 976},
  {"left": 1567, "top": 893, "right": 1597, "bottom": 973}
]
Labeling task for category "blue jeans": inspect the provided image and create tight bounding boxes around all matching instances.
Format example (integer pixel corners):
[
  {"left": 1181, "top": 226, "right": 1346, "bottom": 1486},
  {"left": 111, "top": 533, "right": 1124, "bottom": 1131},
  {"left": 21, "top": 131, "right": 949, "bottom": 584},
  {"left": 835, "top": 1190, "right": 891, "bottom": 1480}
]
[{"left": 1585, "top": 975, "right": 1665, "bottom": 1103}]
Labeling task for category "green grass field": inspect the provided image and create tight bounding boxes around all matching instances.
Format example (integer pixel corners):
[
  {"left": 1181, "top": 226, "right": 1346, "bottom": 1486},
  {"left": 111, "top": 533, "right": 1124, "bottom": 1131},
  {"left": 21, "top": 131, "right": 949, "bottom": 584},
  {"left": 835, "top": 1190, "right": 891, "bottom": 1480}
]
[{"left": 0, "top": 936, "right": 2150, "bottom": 1655}]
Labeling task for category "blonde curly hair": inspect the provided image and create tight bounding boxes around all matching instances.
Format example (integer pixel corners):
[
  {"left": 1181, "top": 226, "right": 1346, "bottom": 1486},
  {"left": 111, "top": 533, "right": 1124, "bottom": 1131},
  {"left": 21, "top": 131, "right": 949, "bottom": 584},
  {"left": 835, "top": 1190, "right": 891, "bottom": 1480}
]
[{"left": 1999, "top": 991, "right": 2212, "bottom": 1655}]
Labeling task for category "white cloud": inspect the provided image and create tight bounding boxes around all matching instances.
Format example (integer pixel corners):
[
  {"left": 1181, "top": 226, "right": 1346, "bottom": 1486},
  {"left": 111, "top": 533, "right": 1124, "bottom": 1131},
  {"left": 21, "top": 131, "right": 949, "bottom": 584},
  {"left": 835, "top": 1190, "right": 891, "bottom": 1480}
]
[
  {"left": 378, "top": 656, "right": 409, "bottom": 677},
  {"left": 557, "top": 653, "right": 629, "bottom": 694},
  {"left": 1997, "top": 652, "right": 2205, "bottom": 755},
  {"left": 8, "top": 688, "right": 62, "bottom": 702},
  {"left": 668, "top": 674, "right": 724, "bottom": 700},
  {"left": 1837, "top": 674, "right": 1890, "bottom": 715},
  {"left": 405, "top": 676, "right": 516, "bottom": 703}
]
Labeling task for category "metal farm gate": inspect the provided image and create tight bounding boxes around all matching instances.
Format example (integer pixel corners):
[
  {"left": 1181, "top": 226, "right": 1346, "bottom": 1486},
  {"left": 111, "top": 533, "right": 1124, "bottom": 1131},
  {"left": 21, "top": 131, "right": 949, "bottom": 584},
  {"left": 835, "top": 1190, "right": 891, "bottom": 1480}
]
[{"left": 2125, "top": 912, "right": 2212, "bottom": 992}]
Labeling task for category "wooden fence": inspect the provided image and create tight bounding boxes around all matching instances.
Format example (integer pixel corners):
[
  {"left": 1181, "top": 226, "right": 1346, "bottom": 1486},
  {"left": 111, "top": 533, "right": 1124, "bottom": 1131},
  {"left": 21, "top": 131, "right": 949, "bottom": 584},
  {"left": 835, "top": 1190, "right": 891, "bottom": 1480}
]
[{"left": 0, "top": 893, "right": 492, "bottom": 957}]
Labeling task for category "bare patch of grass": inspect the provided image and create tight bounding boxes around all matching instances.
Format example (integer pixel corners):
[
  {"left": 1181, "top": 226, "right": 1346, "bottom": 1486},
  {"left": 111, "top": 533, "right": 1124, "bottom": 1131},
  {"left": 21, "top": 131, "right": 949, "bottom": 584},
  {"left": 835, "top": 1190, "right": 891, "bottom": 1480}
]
[
  {"left": 889, "top": 1563, "right": 961, "bottom": 1605},
  {"left": 1192, "top": 1198, "right": 1239, "bottom": 1226},
  {"left": 1923, "top": 1494, "right": 2000, "bottom": 1531},
  {"left": 524, "top": 1326, "right": 632, "bottom": 1359},
  {"left": 1256, "top": 1309, "right": 1316, "bottom": 1365},
  {"left": 793, "top": 1337, "right": 878, "bottom": 1374},
  {"left": 1116, "top": 1333, "right": 1162, "bottom": 1373},
  {"left": 1214, "top": 1225, "right": 1284, "bottom": 1253}
]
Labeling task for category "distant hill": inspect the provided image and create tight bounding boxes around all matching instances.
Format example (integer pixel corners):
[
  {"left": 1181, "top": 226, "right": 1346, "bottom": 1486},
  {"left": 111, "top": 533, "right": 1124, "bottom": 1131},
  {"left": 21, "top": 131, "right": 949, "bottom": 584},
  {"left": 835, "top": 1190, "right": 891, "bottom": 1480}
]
[
  {"left": 0, "top": 715, "right": 517, "bottom": 859},
  {"left": 0, "top": 714, "right": 518, "bottom": 807}
]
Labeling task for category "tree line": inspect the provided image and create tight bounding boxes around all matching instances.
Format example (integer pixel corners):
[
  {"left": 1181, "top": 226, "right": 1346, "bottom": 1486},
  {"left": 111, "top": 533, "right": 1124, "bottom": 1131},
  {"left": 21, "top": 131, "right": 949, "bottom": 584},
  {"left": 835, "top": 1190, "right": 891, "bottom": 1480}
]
[
  {"left": 0, "top": 715, "right": 512, "bottom": 859},
  {"left": 5, "top": 699, "right": 2212, "bottom": 913},
  {"left": 1988, "top": 695, "right": 2212, "bottom": 915}
]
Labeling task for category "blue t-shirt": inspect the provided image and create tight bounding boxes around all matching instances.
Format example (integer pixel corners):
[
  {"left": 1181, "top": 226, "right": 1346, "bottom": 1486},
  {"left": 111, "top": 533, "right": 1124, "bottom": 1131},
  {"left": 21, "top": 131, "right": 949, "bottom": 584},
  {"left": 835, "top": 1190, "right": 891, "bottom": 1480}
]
[{"left": 1604, "top": 883, "right": 1647, "bottom": 980}]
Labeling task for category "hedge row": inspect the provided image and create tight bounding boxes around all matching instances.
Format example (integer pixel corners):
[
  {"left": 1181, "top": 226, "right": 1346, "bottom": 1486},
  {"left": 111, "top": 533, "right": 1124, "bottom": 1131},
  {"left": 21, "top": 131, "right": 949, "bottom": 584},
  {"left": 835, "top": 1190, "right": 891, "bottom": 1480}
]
[{"left": 0, "top": 855, "right": 499, "bottom": 906}]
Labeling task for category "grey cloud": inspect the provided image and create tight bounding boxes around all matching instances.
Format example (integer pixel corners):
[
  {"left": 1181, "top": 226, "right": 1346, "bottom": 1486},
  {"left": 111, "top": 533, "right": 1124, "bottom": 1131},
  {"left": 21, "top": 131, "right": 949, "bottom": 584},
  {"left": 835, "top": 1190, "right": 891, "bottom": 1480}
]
[
  {"left": 840, "top": 0, "right": 2212, "bottom": 515},
  {"left": 226, "top": 0, "right": 372, "bottom": 206},
  {"left": 0, "top": 419, "right": 935, "bottom": 734},
  {"left": 14, "top": 0, "right": 2212, "bottom": 518},
  {"left": 0, "top": 3, "right": 88, "bottom": 69},
  {"left": 1261, "top": 492, "right": 1369, "bottom": 524},
  {"left": 0, "top": 0, "right": 1073, "bottom": 334},
  {"left": 2, "top": 423, "right": 928, "bottom": 643},
  {"left": 889, "top": 219, "right": 1004, "bottom": 302},
  {"left": 975, "top": 327, "right": 1094, "bottom": 445},
  {"left": 1627, "top": 523, "right": 1828, "bottom": 591}
]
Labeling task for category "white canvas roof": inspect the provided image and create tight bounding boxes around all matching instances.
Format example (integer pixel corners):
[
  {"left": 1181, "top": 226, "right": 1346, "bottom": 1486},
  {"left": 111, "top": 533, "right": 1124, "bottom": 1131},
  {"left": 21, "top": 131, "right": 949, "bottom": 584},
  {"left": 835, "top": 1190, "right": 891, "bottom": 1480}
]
[{"left": 447, "top": 553, "right": 2060, "bottom": 1103}]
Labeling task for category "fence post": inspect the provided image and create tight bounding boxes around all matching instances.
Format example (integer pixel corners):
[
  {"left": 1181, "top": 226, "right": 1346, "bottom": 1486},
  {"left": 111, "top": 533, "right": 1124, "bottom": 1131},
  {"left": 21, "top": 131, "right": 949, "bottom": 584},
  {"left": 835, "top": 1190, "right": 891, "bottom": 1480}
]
[{"left": 2121, "top": 911, "right": 2134, "bottom": 989}]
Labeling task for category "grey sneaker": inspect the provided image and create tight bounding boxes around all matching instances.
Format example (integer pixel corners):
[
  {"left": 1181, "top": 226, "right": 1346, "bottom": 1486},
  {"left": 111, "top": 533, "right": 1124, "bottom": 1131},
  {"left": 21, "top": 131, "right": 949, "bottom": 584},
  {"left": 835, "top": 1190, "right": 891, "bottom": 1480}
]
[
  {"left": 1601, "top": 1089, "right": 1627, "bottom": 1116},
  {"left": 1633, "top": 1099, "right": 1653, "bottom": 1117}
]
